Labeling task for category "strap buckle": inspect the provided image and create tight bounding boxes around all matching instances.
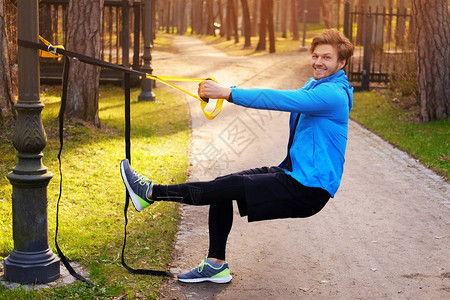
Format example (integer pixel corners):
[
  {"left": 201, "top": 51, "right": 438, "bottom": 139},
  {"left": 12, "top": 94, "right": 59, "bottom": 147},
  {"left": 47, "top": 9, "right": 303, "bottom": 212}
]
[{"left": 48, "top": 44, "right": 58, "bottom": 55}]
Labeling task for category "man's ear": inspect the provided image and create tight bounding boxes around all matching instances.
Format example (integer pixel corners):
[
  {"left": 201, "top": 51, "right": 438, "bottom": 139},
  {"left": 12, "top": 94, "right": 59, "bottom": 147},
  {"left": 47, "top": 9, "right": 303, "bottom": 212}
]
[{"left": 339, "top": 59, "right": 346, "bottom": 70}]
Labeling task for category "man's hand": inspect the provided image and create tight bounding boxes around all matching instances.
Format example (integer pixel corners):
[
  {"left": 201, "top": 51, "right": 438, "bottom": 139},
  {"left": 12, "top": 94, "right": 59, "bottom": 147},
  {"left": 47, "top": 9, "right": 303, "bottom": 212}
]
[{"left": 198, "top": 80, "right": 231, "bottom": 100}]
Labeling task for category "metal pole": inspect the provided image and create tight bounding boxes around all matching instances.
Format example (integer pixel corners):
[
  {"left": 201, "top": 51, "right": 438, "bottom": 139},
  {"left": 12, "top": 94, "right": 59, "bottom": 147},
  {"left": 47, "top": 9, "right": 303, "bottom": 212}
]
[
  {"left": 4, "top": 0, "right": 60, "bottom": 284},
  {"left": 138, "top": 0, "right": 155, "bottom": 101},
  {"left": 362, "top": 13, "right": 373, "bottom": 91},
  {"left": 299, "top": 0, "right": 308, "bottom": 52},
  {"left": 132, "top": 2, "right": 141, "bottom": 71}
]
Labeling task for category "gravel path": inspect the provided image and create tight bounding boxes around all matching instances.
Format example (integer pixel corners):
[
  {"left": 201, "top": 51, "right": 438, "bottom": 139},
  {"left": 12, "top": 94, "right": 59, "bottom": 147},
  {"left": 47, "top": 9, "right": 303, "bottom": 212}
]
[{"left": 154, "top": 36, "right": 449, "bottom": 299}]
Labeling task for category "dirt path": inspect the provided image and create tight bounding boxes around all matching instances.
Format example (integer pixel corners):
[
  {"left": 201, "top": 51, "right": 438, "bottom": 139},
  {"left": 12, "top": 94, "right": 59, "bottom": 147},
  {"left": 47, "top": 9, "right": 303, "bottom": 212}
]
[{"left": 154, "top": 36, "right": 449, "bottom": 299}]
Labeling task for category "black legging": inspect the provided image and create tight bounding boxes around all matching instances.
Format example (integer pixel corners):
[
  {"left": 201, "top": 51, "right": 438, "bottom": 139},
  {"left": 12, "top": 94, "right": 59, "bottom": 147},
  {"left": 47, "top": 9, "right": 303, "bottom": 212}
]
[
  {"left": 152, "top": 174, "right": 245, "bottom": 260},
  {"left": 151, "top": 167, "right": 330, "bottom": 261}
]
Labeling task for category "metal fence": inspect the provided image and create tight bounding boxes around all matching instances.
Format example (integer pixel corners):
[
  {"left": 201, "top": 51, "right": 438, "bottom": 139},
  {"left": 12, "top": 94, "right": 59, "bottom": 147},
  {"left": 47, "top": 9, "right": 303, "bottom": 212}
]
[
  {"left": 39, "top": 0, "right": 142, "bottom": 84},
  {"left": 344, "top": 3, "right": 414, "bottom": 90}
]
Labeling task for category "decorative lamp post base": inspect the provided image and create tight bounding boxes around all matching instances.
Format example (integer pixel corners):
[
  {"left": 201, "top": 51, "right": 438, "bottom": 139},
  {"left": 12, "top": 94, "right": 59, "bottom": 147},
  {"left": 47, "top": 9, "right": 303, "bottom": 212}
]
[
  {"left": 4, "top": 249, "right": 60, "bottom": 284},
  {"left": 138, "top": 89, "right": 156, "bottom": 101}
]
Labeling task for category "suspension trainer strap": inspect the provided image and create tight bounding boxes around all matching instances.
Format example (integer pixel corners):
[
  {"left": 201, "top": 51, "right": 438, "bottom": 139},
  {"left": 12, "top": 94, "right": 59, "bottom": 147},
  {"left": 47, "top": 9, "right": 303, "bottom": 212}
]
[
  {"left": 121, "top": 73, "right": 173, "bottom": 277},
  {"left": 18, "top": 38, "right": 224, "bottom": 120},
  {"left": 18, "top": 38, "right": 173, "bottom": 282},
  {"left": 55, "top": 56, "right": 94, "bottom": 286}
]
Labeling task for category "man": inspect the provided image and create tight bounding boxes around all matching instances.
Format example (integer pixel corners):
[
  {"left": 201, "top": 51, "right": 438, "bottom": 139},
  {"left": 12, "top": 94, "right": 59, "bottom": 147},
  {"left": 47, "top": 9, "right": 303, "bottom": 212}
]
[{"left": 120, "top": 29, "right": 354, "bottom": 284}]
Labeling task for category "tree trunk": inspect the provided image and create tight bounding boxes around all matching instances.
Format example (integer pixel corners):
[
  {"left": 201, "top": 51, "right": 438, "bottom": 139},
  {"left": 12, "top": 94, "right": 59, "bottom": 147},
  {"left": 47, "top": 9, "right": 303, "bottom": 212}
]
[
  {"left": 66, "top": 0, "right": 103, "bottom": 127},
  {"left": 267, "top": 0, "right": 275, "bottom": 53},
  {"left": 206, "top": 0, "right": 215, "bottom": 35},
  {"left": 219, "top": 0, "right": 225, "bottom": 36},
  {"left": 197, "top": 0, "right": 204, "bottom": 35},
  {"left": 166, "top": 0, "right": 171, "bottom": 33},
  {"left": 241, "top": 0, "right": 252, "bottom": 47},
  {"left": 412, "top": 0, "right": 449, "bottom": 122},
  {"left": 290, "top": 0, "right": 299, "bottom": 40},
  {"left": 256, "top": 0, "right": 267, "bottom": 51},
  {"left": 178, "top": 0, "right": 187, "bottom": 35},
  {"left": 0, "top": 0, "right": 16, "bottom": 126},
  {"left": 226, "top": 0, "right": 232, "bottom": 40},
  {"left": 231, "top": 0, "right": 239, "bottom": 43},
  {"left": 252, "top": 0, "right": 259, "bottom": 36},
  {"left": 280, "top": 0, "right": 287, "bottom": 38},
  {"left": 321, "top": 0, "right": 333, "bottom": 29},
  {"left": 191, "top": 0, "right": 195, "bottom": 34},
  {"left": 356, "top": 0, "right": 366, "bottom": 45}
]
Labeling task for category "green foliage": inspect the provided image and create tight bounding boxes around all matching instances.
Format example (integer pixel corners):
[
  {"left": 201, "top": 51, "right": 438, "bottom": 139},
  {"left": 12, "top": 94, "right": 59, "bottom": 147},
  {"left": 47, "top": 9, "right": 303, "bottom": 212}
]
[
  {"left": 0, "top": 85, "right": 190, "bottom": 298},
  {"left": 388, "top": 52, "right": 418, "bottom": 97},
  {"left": 351, "top": 90, "right": 449, "bottom": 181}
]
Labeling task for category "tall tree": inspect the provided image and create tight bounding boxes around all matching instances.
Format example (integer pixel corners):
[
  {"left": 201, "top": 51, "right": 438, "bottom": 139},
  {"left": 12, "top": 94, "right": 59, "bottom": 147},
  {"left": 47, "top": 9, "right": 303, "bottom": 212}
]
[
  {"left": 66, "top": 0, "right": 103, "bottom": 127},
  {"left": 166, "top": 0, "right": 171, "bottom": 34},
  {"left": 218, "top": 0, "right": 225, "bottom": 36},
  {"left": 321, "top": 0, "right": 334, "bottom": 28},
  {"left": 267, "top": 0, "right": 275, "bottom": 53},
  {"left": 256, "top": 0, "right": 267, "bottom": 50},
  {"left": 241, "top": 0, "right": 251, "bottom": 47},
  {"left": 197, "top": 0, "right": 204, "bottom": 35},
  {"left": 190, "top": 0, "right": 195, "bottom": 34},
  {"left": 280, "top": 0, "right": 287, "bottom": 38},
  {"left": 412, "top": 0, "right": 449, "bottom": 121},
  {"left": 177, "top": 0, "right": 187, "bottom": 35},
  {"left": 0, "top": 0, "right": 15, "bottom": 126},
  {"left": 290, "top": 0, "right": 299, "bottom": 40},
  {"left": 231, "top": 0, "right": 239, "bottom": 43},
  {"left": 251, "top": 0, "right": 259, "bottom": 36},
  {"left": 256, "top": 0, "right": 275, "bottom": 52},
  {"left": 206, "top": 0, "right": 215, "bottom": 35},
  {"left": 356, "top": 0, "right": 366, "bottom": 45},
  {"left": 226, "top": 0, "right": 239, "bottom": 43}
]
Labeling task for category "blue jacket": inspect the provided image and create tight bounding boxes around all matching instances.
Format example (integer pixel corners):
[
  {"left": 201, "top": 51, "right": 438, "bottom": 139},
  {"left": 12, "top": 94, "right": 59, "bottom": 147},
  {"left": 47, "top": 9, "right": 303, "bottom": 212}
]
[{"left": 231, "top": 70, "right": 353, "bottom": 197}]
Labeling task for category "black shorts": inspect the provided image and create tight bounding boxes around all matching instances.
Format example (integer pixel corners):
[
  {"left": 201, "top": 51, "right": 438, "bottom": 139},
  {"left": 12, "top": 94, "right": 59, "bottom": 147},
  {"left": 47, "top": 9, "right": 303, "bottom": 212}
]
[{"left": 216, "top": 167, "right": 331, "bottom": 222}]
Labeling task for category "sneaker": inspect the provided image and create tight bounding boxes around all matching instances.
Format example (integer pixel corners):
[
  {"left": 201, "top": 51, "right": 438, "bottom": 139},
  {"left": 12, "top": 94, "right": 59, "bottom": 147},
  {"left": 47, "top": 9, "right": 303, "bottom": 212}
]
[
  {"left": 120, "top": 159, "right": 154, "bottom": 212},
  {"left": 178, "top": 258, "right": 232, "bottom": 284}
]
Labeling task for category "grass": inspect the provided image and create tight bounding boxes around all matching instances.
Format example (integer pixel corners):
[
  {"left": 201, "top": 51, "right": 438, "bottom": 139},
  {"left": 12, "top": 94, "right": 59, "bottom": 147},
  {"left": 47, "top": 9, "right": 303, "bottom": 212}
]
[
  {"left": 0, "top": 84, "right": 190, "bottom": 298},
  {"left": 351, "top": 90, "right": 449, "bottom": 181}
]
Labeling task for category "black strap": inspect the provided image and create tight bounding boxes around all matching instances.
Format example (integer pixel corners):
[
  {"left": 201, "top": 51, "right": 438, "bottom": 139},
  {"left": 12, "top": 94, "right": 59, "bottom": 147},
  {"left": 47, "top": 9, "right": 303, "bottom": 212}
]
[
  {"left": 55, "top": 57, "right": 94, "bottom": 286},
  {"left": 18, "top": 38, "right": 172, "bottom": 282},
  {"left": 121, "top": 73, "right": 173, "bottom": 277},
  {"left": 18, "top": 39, "right": 145, "bottom": 78},
  {"left": 285, "top": 113, "right": 301, "bottom": 172}
]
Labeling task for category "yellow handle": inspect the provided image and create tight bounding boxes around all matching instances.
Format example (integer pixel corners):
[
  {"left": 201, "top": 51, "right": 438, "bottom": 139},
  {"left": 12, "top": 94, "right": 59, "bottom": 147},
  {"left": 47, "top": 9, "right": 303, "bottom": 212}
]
[{"left": 146, "top": 74, "right": 224, "bottom": 120}]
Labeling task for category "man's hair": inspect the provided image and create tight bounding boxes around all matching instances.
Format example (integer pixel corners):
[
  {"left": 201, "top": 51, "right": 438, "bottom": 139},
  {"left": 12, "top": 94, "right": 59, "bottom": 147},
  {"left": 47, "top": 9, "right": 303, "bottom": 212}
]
[{"left": 310, "top": 29, "right": 354, "bottom": 64}]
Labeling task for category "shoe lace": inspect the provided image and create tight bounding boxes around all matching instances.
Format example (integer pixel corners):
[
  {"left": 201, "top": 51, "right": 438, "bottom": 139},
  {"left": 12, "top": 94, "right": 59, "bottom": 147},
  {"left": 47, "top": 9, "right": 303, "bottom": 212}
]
[
  {"left": 196, "top": 259, "right": 223, "bottom": 273},
  {"left": 133, "top": 170, "right": 150, "bottom": 186},
  {"left": 197, "top": 259, "right": 206, "bottom": 273}
]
